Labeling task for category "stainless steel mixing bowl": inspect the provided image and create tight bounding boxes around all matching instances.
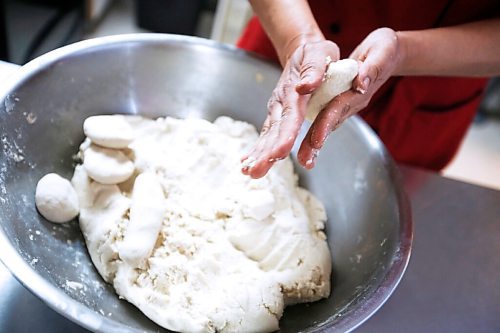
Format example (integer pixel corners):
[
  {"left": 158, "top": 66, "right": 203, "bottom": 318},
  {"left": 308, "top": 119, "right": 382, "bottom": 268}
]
[{"left": 0, "top": 34, "right": 412, "bottom": 332}]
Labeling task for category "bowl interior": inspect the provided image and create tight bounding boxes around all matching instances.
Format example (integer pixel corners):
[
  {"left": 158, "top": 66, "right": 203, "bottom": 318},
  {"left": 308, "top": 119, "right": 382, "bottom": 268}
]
[{"left": 0, "top": 35, "right": 411, "bottom": 332}]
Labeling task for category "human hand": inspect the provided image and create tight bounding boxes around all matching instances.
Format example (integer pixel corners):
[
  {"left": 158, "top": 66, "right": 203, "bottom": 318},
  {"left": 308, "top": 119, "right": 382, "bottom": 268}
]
[
  {"left": 242, "top": 28, "right": 402, "bottom": 178},
  {"left": 297, "top": 28, "right": 402, "bottom": 167},
  {"left": 241, "top": 40, "right": 340, "bottom": 178}
]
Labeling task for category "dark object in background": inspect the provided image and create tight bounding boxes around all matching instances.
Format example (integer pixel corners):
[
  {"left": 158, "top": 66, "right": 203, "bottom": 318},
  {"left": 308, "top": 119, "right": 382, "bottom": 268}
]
[
  {"left": 2, "top": 0, "right": 84, "bottom": 65},
  {"left": 0, "top": 0, "right": 7, "bottom": 61},
  {"left": 479, "top": 78, "right": 500, "bottom": 117},
  {"left": 134, "top": 0, "right": 204, "bottom": 35}
]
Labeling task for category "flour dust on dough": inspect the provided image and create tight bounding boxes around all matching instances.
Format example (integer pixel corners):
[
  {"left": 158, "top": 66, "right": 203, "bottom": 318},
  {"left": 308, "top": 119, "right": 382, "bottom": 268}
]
[{"left": 71, "top": 114, "right": 332, "bottom": 333}]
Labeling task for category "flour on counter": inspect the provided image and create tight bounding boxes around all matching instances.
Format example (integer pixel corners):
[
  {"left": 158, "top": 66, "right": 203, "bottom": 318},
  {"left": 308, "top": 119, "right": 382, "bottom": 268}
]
[{"left": 70, "top": 114, "right": 332, "bottom": 333}]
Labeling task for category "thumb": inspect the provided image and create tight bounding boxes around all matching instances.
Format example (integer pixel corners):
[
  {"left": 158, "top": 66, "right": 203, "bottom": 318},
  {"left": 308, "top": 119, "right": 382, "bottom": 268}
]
[
  {"left": 352, "top": 53, "right": 387, "bottom": 94},
  {"left": 351, "top": 33, "right": 396, "bottom": 94}
]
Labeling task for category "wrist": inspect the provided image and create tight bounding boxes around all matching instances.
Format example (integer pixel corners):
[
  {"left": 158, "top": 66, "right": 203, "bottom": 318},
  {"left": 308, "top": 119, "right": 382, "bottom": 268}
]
[{"left": 394, "top": 31, "right": 409, "bottom": 76}]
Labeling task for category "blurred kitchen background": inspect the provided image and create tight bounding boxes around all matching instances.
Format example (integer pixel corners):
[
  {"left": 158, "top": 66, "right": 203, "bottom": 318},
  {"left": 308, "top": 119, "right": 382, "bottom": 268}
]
[{"left": 0, "top": 0, "right": 499, "bottom": 189}]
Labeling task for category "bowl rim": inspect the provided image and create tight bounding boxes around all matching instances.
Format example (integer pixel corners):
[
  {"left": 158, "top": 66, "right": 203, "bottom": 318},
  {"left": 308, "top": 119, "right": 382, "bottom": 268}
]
[
  {"left": 0, "top": 33, "right": 413, "bottom": 333},
  {"left": 322, "top": 135, "right": 413, "bottom": 332}
]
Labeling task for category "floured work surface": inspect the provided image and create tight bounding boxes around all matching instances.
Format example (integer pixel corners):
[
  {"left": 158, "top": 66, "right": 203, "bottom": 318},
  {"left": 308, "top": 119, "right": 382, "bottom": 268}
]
[{"left": 71, "top": 115, "right": 332, "bottom": 333}]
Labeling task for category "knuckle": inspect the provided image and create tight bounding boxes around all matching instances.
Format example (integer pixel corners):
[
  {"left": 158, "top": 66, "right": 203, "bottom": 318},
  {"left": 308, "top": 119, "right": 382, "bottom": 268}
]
[
  {"left": 277, "top": 80, "right": 293, "bottom": 100},
  {"left": 300, "top": 62, "right": 317, "bottom": 77},
  {"left": 260, "top": 124, "right": 270, "bottom": 136},
  {"left": 340, "top": 104, "right": 351, "bottom": 117},
  {"left": 331, "top": 117, "right": 343, "bottom": 131},
  {"left": 281, "top": 104, "right": 293, "bottom": 118},
  {"left": 367, "top": 64, "right": 382, "bottom": 82},
  {"left": 269, "top": 119, "right": 280, "bottom": 129},
  {"left": 267, "top": 97, "right": 277, "bottom": 110}
]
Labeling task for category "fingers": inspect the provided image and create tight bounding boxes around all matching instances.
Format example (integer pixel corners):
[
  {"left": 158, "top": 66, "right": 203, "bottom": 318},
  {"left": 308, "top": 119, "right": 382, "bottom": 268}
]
[
  {"left": 355, "top": 57, "right": 380, "bottom": 93},
  {"left": 350, "top": 54, "right": 377, "bottom": 94},
  {"left": 241, "top": 103, "right": 282, "bottom": 178},
  {"left": 296, "top": 41, "right": 340, "bottom": 95},
  {"left": 241, "top": 114, "right": 302, "bottom": 178},
  {"left": 241, "top": 40, "right": 345, "bottom": 178},
  {"left": 242, "top": 81, "right": 307, "bottom": 179},
  {"left": 352, "top": 61, "right": 371, "bottom": 94},
  {"left": 350, "top": 28, "right": 399, "bottom": 93},
  {"left": 297, "top": 129, "right": 320, "bottom": 169},
  {"left": 297, "top": 90, "right": 368, "bottom": 168},
  {"left": 297, "top": 29, "right": 400, "bottom": 171},
  {"left": 309, "top": 100, "right": 349, "bottom": 149}
]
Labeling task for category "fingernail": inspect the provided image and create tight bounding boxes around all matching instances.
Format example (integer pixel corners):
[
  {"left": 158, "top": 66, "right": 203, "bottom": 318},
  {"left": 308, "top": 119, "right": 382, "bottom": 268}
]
[
  {"left": 356, "top": 86, "right": 366, "bottom": 94},
  {"left": 356, "top": 77, "right": 370, "bottom": 95},
  {"left": 304, "top": 149, "right": 320, "bottom": 169},
  {"left": 241, "top": 157, "right": 256, "bottom": 170},
  {"left": 363, "top": 77, "right": 370, "bottom": 90},
  {"left": 341, "top": 104, "right": 351, "bottom": 117}
]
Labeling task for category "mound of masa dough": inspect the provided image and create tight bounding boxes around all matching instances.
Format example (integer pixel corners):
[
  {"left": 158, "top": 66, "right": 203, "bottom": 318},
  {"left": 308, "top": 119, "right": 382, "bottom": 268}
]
[{"left": 71, "top": 114, "right": 332, "bottom": 333}]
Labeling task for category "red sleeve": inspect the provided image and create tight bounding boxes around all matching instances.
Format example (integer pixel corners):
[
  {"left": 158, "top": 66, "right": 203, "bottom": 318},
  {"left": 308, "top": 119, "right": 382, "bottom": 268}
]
[{"left": 236, "top": 16, "right": 280, "bottom": 63}]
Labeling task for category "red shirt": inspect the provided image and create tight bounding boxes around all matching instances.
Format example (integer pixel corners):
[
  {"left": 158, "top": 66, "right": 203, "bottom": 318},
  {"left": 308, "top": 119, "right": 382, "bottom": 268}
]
[{"left": 237, "top": 0, "right": 500, "bottom": 170}]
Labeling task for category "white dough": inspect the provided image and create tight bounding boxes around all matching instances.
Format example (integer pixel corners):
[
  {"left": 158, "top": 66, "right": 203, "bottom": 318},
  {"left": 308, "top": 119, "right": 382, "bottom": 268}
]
[
  {"left": 119, "top": 173, "right": 167, "bottom": 267},
  {"left": 35, "top": 173, "right": 79, "bottom": 223},
  {"left": 240, "top": 189, "right": 275, "bottom": 221},
  {"left": 83, "top": 115, "right": 134, "bottom": 148},
  {"left": 83, "top": 144, "right": 134, "bottom": 184},
  {"left": 306, "top": 58, "right": 358, "bottom": 121},
  {"left": 72, "top": 115, "right": 332, "bottom": 333}
]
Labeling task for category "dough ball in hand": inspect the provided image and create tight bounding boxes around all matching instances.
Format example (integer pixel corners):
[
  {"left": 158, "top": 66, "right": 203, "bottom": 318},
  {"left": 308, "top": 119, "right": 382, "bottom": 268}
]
[
  {"left": 35, "top": 173, "right": 80, "bottom": 223},
  {"left": 306, "top": 58, "right": 358, "bottom": 122}
]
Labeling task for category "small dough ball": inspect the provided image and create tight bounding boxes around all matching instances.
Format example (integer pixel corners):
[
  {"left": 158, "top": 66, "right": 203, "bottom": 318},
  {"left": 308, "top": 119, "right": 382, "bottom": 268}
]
[
  {"left": 83, "top": 115, "right": 134, "bottom": 148},
  {"left": 83, "top": 144, "right": 134, "bottom": 185},
  {"left": 306, "top": 58, "right": 358, "bottom": 122},
  {"left": 35, "top": 173, "right": 80, "bottom": 223}
]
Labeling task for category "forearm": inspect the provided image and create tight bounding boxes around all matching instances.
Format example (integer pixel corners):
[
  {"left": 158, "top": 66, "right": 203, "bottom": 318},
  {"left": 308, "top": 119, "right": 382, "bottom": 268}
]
[
  {"left": 249, "top": 0, "right": 324, "bottom": 66},
  {"left": 396, "top": 18, "right": 500, "bottom": 77}
]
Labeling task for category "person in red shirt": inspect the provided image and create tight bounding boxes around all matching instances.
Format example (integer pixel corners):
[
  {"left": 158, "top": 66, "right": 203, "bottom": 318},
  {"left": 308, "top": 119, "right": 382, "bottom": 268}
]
[{"left": 238, "top": 0, "right": 500, "bottom": 178}]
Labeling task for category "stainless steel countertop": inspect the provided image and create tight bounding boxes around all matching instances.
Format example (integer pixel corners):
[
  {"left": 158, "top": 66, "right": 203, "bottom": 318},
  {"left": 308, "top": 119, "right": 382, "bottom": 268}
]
[
  {"left": 1, "top": 165, "right": 499, "bottom": 332},
  {"left": 357, "top": 166, "right": 500, "bottom": 333}
]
